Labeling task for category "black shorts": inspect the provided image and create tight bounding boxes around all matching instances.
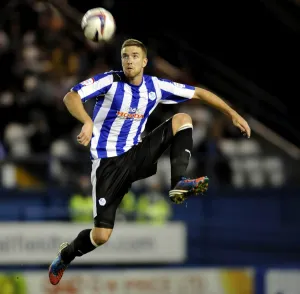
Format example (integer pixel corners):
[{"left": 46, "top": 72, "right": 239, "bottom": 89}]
[{"left": 91, "top": 118, "right": 173, "bottom": 228}]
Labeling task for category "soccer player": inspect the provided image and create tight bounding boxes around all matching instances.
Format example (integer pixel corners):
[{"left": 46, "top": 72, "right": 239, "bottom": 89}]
[{"left": 49, "top": 39, "right": 251, "bottom": 285}]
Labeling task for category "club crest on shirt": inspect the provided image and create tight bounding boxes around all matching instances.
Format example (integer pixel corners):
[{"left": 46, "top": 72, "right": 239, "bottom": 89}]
[
  {"left": 81, "top": 78, "right": 94, "bottom": 86},
  {"left": 148, "top": 91, "right": 156, "bottom": 101},
  {"left": 173, "top": 82, "right": 185, "bottom": 88}
]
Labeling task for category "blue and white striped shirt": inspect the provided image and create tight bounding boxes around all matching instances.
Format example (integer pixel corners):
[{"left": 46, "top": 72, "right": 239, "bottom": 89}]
[{"left": 71, "top": 71, "right": 195, "bottom": 159}]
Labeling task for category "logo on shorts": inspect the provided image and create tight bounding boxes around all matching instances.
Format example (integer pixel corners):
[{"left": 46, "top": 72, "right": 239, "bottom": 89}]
[{"left": 99, "top": 198, "right": 106, "bottom": 206}]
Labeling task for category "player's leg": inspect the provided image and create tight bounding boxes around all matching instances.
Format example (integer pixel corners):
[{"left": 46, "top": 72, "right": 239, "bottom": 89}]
[
  {"left": 134, "top": 113, "right": 208, "bottom": 203},
  {"left": 48, "top": 227, "right": 113, "bottom": 286},
  {"left": 49, "top": 157, "right": 131, "bottom": 285},
  {"left": 168, "top": 113, "right": 209, "bottom": 203},
  {"left": 169, "top": 112, "right": 194, "bottom": 188}
]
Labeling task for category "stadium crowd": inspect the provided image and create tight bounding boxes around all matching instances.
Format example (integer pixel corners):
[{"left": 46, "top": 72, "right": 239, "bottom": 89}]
[{"left": 0, "top": 0, "right": 278, "bottom": 199}]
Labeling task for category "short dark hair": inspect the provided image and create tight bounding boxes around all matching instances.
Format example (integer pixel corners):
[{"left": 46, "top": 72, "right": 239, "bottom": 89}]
[{"left": 121, "top": 39, "right": 147, "bottom": 57}]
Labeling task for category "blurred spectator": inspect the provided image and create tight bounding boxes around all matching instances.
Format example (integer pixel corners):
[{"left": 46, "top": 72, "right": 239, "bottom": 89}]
[
  {"left": 0, "top": 140, "right": 6, "bottom": 160},
  {"left": 195, "top": 113, "right": 233, "bottom": 188},
  {"left": 69, "top": 174, "right": 93, "bottom": 223},
  {"left": 136, "top": 182, "right": 172, "bottom": 225},
  {"left": 116, "top": 190, "right": 137, "bottom": 222},
  {"left": 27, "top": 109, "right": 51, "bottom": 154},
  {"left": 4, "top": 123, "right": 31, "bottom": 157}
]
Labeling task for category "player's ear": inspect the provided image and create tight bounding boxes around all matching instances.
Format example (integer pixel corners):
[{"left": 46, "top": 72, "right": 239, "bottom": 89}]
[{"left": 143, "top": 58, "right": 148, "bottom": 68}]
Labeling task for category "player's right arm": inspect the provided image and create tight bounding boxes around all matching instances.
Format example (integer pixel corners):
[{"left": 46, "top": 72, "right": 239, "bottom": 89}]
[
  {"left": 63, "top": 91, "right": 92, "bottom": 125},
  {"left": 64, "top": 73, "right": 114, "bottom": 146},
  {"left": 63, "top": 91, "right": 93, "bottom": 146}
]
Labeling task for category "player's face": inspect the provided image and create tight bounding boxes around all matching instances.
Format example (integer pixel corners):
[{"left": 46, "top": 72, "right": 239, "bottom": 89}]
[{"left": 121, "top": 46, "right": 147, "bottom": 79}]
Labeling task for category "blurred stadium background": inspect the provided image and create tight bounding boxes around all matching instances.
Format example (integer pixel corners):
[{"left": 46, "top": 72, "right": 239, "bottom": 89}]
[{"left": 0, "top": 0, "right": 300, "bottom": 293}]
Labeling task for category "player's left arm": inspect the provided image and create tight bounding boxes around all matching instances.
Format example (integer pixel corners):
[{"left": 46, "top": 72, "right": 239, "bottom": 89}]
[{"left": 193, "top": 87, "right": 251, "bottom": 138}]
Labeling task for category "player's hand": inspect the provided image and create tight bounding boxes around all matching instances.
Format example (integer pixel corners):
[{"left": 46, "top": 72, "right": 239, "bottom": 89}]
[
  {"left": 77, "top": 121, "right": 93, "bottom": 146},
  {"left": 231, "top": 113, "right": 251, "bottom": 138}
]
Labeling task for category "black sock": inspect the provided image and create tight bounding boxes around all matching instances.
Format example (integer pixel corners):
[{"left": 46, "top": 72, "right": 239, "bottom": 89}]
[
  {"left": 61, "top": 229, "right": 97, "bottom": 263},
  {"left": 170, "top": 127, "right": 193, "bottom": 188}
]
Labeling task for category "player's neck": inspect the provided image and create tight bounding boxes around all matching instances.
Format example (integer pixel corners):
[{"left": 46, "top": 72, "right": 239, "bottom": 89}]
[{"left": 126, "top": 74, "right": 143, "bottom": 86}]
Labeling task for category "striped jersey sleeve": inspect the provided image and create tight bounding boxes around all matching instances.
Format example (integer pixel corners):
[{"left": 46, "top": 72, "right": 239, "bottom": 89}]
[
  {"left": 156, "top": 78, "right": 195, "bottom": 104},
  {"left": 71, "top": 72, "right": 114, "bottom": 103}
]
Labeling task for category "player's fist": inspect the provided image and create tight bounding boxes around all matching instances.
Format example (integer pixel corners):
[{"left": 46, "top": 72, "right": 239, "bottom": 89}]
[
  {"left": 77, "top": 121, "right": 93, "bottom": 146},
  {"left": 231, "top": 113, "right": 251, "bottom": 138}
]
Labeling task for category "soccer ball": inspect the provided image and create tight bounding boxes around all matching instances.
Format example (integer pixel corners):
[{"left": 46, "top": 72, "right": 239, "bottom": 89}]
[{"left": 81, "top": 7, "right": 116, "bottom": 42}]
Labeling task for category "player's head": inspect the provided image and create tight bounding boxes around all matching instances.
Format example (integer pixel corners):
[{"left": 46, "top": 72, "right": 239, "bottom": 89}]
[{"left": 121, "top": 39, "right": 148, "bottom": 79}]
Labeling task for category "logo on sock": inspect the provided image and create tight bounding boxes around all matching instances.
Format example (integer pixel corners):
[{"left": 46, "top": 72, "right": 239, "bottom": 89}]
[
  {"left": 99, "top": 198, "right": 106, "bottom": 206},
  {"left": 185, "top": 149, "right": 191, "bottom": 158}
]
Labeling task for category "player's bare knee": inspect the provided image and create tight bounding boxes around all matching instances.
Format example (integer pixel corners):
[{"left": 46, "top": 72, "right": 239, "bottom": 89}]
[
  {"left": 91, "top": 227, "right": 113, "bottom": 246},
  {"left": 172, "top": 113, "right": 193, "bottom": 134}
]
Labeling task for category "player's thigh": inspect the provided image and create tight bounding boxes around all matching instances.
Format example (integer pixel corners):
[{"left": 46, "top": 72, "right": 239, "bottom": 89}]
[
  {"left": 129, "top": 118, "right": 173, "bottom": 182},
  {"left": 143, "top": 117, "right": 173, "bottom": 163},
  {"left": 91, "top": 157, "right": 131, "bottom": 228}
]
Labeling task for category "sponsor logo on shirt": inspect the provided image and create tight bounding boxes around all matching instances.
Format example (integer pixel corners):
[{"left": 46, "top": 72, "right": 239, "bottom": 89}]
[
  {"left": 116, "top": 111, "right": 144, "bottom": 120},
  {"left": 116, "top": 107, "right": 144, "bottom": 120}
]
